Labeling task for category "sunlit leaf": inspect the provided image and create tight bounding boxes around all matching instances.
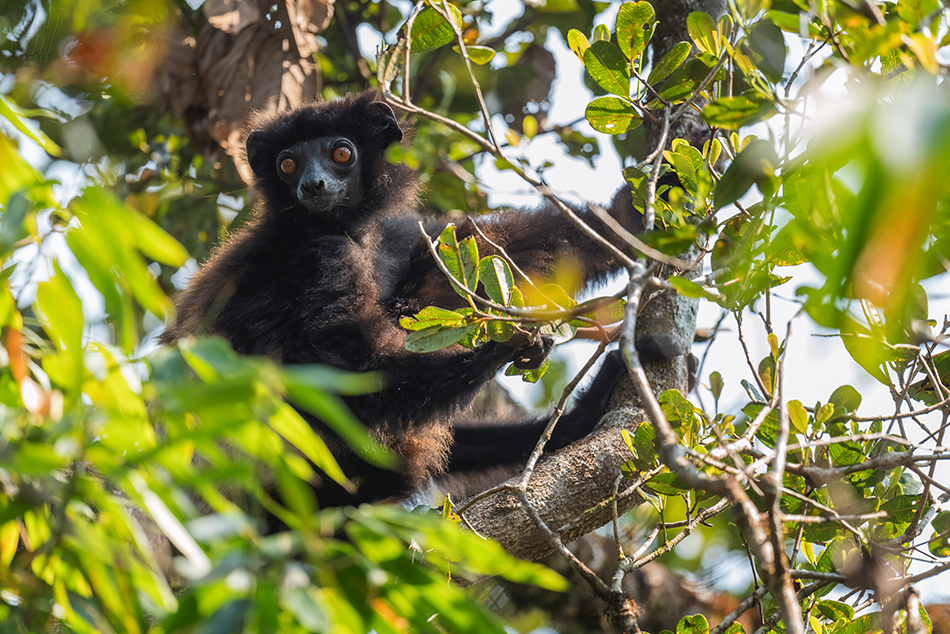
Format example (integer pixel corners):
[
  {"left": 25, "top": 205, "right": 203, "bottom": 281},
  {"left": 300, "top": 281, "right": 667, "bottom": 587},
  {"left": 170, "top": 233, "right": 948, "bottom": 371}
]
[
  {"left": 616, "top": 2, "right": 655, "bottom": 61},
  {"left": 585, "top": 96, "right": 641, "bottom": 134},
  {"left": 479, "top": 255, "right": 514, "bottom": 305},
  {"left": 409, "top": 5, "right": 463, "bottom": 53},
  {"left": 452, "top": 44, "right": 495, "bottom": 64},
  {"left": 35, "top": 265, "right": 84, "bottom": 396},
  {"left": 704, "top": 95, "right": 777, "bottom": 130},
  {"left": 677, "top": 613, "right": 710, "bottom": 634},
  {"left": 566, "top": 29, "right": 591, "bottom": 60},
  {"left": 404, "top": 324, "right": 478, "bottom": 352},
  {"left": 929, "top": 511, "right": 950, "bottom": 556},
  {"left": 648, "top": 41, "right": 691, "bottom": 84},
  {"left": 583, "top": 41, "right": 631, "bottom": 97},
  {"left": 687, "top": 11, "right": 720, "bottom": 55},
  {"left": 828, "top": 385, "right": 861, "bottom": 413},
  {"left": 0, "top": 95, "right": 62, "bottom": 157}
]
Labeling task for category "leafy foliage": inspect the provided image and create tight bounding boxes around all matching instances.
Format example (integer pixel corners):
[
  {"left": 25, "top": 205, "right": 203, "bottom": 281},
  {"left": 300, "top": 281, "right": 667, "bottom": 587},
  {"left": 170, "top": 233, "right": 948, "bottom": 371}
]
[{"left": 2, "top": 0, "right": 950, "bottom": 632}]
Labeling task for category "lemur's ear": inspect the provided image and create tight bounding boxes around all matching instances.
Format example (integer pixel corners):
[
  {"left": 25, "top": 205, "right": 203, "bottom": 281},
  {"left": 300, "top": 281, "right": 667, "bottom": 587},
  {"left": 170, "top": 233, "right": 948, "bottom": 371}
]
[
  {"left": 365, "top": 101, "right": 403, "bottom": 147},
  {"left": 245, "top": 129, "right": 269, "bottom": 177}
]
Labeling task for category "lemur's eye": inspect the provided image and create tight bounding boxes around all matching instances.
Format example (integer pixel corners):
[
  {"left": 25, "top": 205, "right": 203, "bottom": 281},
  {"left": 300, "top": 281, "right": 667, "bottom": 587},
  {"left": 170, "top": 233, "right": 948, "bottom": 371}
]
[
  {"left": 332, "top": 145, "right": 353, "bottom": 165},
  {"left": 279, "top": 157, "right": 296, "bottom": 175}
]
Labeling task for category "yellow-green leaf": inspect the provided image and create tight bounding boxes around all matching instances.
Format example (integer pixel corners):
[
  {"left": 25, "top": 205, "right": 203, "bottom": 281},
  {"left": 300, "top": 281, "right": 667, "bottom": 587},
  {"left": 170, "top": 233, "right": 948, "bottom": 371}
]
[
  {"left": 585, "top": 96, "right": 641, "bottom": 134},
  {"left": 584, "top": 41, "right": 631, "bottom": 97},
  {"left": 567, "top": 29, "right": 590, "bottom": 61},
  {"left": 409, "top": 5, "right": 463, "bottom": 53},
  {"left": 616, "top": 2, "right": 655, "bottom": 61}
]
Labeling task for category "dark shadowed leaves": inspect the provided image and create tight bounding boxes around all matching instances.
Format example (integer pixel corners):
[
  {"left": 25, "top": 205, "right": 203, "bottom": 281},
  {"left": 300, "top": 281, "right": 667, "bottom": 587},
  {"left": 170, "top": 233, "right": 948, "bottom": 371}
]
[{"left": 714, "top": 139, "right": 778, "bottom": 209}]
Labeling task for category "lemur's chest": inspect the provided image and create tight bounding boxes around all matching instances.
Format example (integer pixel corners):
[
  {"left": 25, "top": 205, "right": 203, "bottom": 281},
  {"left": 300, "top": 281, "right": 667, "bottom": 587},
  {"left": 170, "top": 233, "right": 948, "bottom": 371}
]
[{"left": 215, "top": 237, "right": 385, "bottom": 362}]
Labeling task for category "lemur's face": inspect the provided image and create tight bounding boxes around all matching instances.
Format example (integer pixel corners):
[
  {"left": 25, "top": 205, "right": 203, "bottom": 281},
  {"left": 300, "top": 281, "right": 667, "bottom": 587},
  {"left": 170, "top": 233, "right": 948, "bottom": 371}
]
[{"left": 272, "top": 137, "right": 363, "bottom": 214}]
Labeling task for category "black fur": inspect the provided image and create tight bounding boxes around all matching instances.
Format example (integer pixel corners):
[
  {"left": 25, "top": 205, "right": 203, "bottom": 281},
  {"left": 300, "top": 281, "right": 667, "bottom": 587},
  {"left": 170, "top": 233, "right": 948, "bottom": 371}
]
[{"left": 161, "top": 92, "right": 679, "bottom": 507}]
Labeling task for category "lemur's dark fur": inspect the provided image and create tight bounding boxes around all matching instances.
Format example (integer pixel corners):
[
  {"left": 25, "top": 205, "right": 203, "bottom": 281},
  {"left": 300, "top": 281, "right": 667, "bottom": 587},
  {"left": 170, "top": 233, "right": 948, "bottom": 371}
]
[{"left": 161, "top": 92, "right": 682, "bottom": 507}]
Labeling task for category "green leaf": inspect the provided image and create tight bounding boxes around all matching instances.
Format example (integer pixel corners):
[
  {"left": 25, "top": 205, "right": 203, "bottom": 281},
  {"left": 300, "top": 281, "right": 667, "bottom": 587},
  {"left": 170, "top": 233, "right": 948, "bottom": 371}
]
[
  {"left": 738, "top": 0, "right": 769, "bottom": 19},
  {"left": 677, "top": 614, "right": 710, "bottom": 634},
  {"left": 519, "top": 357, "right": 550, "bottom": 383},
  {"left": 0, "top": 95, "right": 62, "bottom": 157},
  {"left": 668, "top": 276, "right": 718, "bottom": 301},
  {"left": 35, "top": 265, "right": 84, "bottom": 395},
  {"left": 541, "top": 320, "right": 577, "bottom": 344},
  {"left": 646, "top": 472, "right": 690, "bottom": 495},
  {"left": 400, "top": 306, "right": 466, "bottom": 331},
  {"left": 437, "top": 225, "right": 479, "bottom": 297},
  {"left": 703, "top": 95, "right": 777, "bottom": 130},
  {"left": 532, "top": 283, "right": 576, "bottom": 309},
  {"left": 709, "top": 371, "right": 724, "bottom": 404},
  {"left": 486, "top": 318, "right": 516, "bottom": 342},
  {"left": 928, "top": 511, "right": 950, "bottom": 556},
  {"left": 585, "top": 96, "right": 641, "bottom": 134},
  {"left": 880, "top": 494, "right": 920, "bottom": 524},
  {"left": 567, "top": 29, "right": 591, "bottom": 60},
  {"left": 376, "top": 41, "right": 406, "bottom": 85},
  {"left": 621, "top": 427, "right": 637, "bottom": 455},
  {"left": 404, "top": 324, "right": 478, "bottom": 352},
  {"left": 687, "top": 11, "right": 720, "bottom": 55},
  {"left": 537, "top": 0, "right": 579, "bottom": 12},
  {"left": 592, "top": 24, "right": 611, "bottom": 43},
  {"left": 459, "top": 236, "right": 479, "bottom": 286},
  {"left": 648, "top": 41, "right": 691, "bottom": 84},
  {"left": 0, "top": 134, "right": 48, "bottom": 208},
  {"left": 359, "top": 505, "right": 569, "bottom": 591},
  {"left": 270, "top": 402, "right": 349, "bottom": 488},
  {"left": 840, "top": 320, "right": 891, "bottom": 385},
  {"left": 630, "top": 422, "right": 657, "bottom": 470},
  {"left": 816, "top": 600, "right": 855, "bottom": 621},
  {"left": 478, "top": 256, "right": 514, "bottom": 305},
  {"left": 666, "top": 141, "right": 710, "bottom": 198},
  {"left": 767, "top": 223, "right": 808, "bottom": 266},
  {"left": 814, "top": 402, "right": 835, "bottom": 428},
  {"left": 283, "top": 380, "right": 396, "bottom": 470},
  {"left": 409, "top": 5, "right": 463, "bottom": 53},
  {"left": 452, "top": 45, "right": 495, "bottom": 64},
  {"left": 70, "top": 188, "right": 175, "bottom": 317},
  {"left": 0, "top": 194, "right": 30, "bottom": 256},
  {"left": 713, "top": 139, "right": 777, "bottom": 209},
  {"left": 659, "top": 389, "right": 695, "bottom": 428},
  {"left": 126, "top": 205, "right": 189, "bottom": 267},
  {"left": 742, "top": 20, "right": 787, "bottom": 83},
  {"left": 616, "top": 2, "right": 655, "bottom": 61},
  {"left": 583, "top": 41, "right": 631, "bottom": 97},
  {"left": 657, "top": 59, "right": 710, "bottom": 103},
  {"left": 787, "top": 400, "right": 808, "bottom": 434},
  {"left": 829, "top": 385, "right": 861, "bottom": 413}
]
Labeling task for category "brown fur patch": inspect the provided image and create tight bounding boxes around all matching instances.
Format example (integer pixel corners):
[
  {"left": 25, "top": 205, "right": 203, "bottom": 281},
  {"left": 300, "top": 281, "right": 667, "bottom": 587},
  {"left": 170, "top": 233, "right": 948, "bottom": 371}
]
[{"left": 379, "top": 424, "right": 453, "bottom": 490}]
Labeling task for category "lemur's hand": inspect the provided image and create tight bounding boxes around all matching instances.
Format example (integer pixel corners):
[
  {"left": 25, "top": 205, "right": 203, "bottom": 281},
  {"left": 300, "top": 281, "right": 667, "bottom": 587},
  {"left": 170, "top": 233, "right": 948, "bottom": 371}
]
[{"left": 506, "top": 334, "right": 555, "bottom": 370}]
